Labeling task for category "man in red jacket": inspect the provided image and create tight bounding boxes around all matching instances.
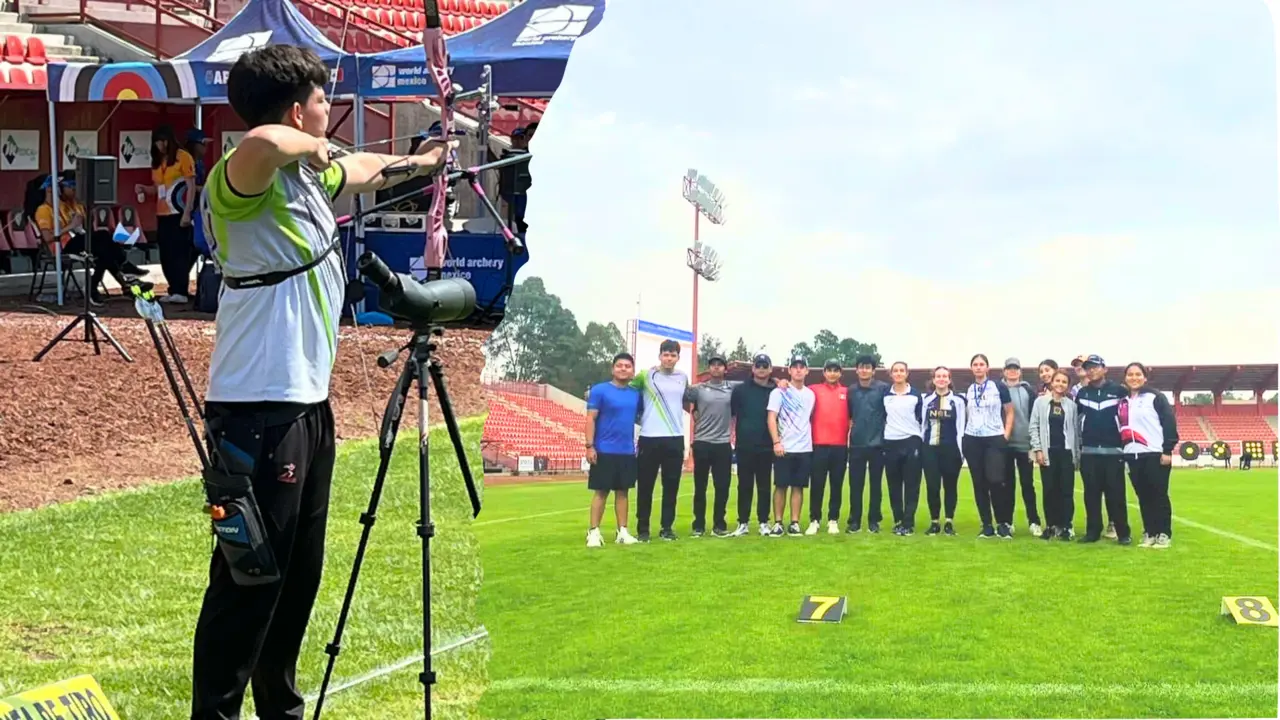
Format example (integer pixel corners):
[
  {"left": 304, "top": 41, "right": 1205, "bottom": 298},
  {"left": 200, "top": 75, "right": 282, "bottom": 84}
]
[{"left": 806, "top": 359, "right": 852, "bottom": 535}]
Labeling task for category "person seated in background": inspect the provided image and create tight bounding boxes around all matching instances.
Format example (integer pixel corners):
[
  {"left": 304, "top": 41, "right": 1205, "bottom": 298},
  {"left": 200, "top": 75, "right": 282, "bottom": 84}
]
[{"left": 34, "top": 172, "right": 143, "bottom": 305}]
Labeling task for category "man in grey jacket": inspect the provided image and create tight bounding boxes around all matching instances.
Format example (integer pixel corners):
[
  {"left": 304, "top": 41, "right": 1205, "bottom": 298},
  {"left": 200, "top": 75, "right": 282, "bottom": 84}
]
[
  {"left": 1001, "top": 358, "right": 1042, "bottom": 536},
  {"left": 685, "top": 355, "right": 736, "bottom": 537}
]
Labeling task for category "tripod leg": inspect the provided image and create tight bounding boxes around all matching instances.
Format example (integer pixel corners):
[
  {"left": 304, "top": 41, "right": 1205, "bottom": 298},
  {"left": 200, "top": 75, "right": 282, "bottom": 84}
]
[
  {"left": 427, "top": 357, "right": 481, "bottom": 517},
  {"left": 311, "top": 350, "right": 417, "bottom": 720},
  {"left": 413, "top": 349, "right": 435, "bottom": 720},
  {"left": 86, "top": 312, "right": 102, "bottom": 355},
  {"left": 88, "top": 314, "right": 134, "bottom": 363},
  {"left": 32, "top": 315, "right": 85, "bottom": 361}
]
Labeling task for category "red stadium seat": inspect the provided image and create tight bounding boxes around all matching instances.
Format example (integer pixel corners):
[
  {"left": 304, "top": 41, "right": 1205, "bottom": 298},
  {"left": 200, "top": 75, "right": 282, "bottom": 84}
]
[
  {"left": 462, "top": 0, "right": 476, "bottom": 16},
  {"left": 3, "top": 35, "right": 24, "bottom": 64},
  {"left": 494, "top": 1, "right": 506, "bottom": 13},
  {"left": 407, "top": 11, "right": 424, "bottom": 30},
  {"left": 408, "top": 0, "right": 423, "bottom": 9},
  {"left": 443, "top": 15, "right": 456, "bottom": 33},
  {"left": 25, "top": 36, "right": 47, "bottom": 65}
]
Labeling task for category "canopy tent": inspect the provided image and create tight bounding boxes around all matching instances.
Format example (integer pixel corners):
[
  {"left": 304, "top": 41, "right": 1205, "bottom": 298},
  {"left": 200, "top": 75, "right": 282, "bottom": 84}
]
[
  {"left": 356, "top": 0, "right": 606, "bottom": 98},
  {"left": 45, "top": 0, "right": 359, "bottom": 103}
]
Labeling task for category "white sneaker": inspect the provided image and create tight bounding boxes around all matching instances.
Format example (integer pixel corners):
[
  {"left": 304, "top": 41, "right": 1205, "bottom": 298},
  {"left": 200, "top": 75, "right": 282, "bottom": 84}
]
[
  {"left": 758, "top": 522, "right": 771, "bottom": 536},
  {"left": 1104, "top": 522, "right": 1117, "bottom": 539},
  {"left": 827, "top": 520, "right": 840, "bottom": 535},
  {"left": 1139, "top": 534, "right": 1154, "bottom": 548},
  {"left": 1152, "top": 533, "right": 1171, "bottom": 549},
  {"left": 586, "top": 528, "right": 604, "bottom": 548},
  {"left": 731, "top": 522, "right": 749, "bottom": 537},
  {"left": 804, "top": 520, "right": 819, "bottom": 536},
  {"left": 1028, "top": 523, "right": 1042, "bottom": 537},
  {"left": 615, "top": 527, "right": 638, "bottom": 545}
]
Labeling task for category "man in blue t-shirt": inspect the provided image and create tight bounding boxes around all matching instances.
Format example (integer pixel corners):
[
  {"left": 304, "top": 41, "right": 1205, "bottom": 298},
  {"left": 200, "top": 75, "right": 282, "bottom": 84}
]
[{"left": 584, "top": 352, "right": 643, "bottom": 548}]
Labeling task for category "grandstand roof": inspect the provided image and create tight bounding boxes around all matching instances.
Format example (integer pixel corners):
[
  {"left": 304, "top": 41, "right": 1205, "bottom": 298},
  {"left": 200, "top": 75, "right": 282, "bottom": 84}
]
[{"left": 712, "top": 361, "right": 1278, "bottom": 395}]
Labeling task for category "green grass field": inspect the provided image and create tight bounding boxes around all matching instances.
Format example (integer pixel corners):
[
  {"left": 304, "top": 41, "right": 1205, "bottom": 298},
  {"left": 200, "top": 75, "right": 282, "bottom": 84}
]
[
  {"left": 0, "top": 418, "right": 489, "bottom": 719},
  {"left": 474, "top": 467, "right": 1280, "bottom": 719}
]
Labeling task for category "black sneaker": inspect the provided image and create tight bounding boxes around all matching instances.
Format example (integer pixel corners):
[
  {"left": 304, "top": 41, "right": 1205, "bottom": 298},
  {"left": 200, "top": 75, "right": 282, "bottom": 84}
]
[
  {"left": 901, "top": 526, "right": 915, "bottom": 536},
  {"left": 770, "top": 522, "right": 785, "bottom": 537},
  {"left": 1039, "top": 527, "right": 1055, "bottom": 540},
  {"left": 787, "top": 522, "right": 802, "bottom": 536},
  {"left": 978, "top": 524, "right": 995, "bottom": 539},
  {"left": 1058, "top": 527, "right": 1074, "bottom": 541},
  {"left": 943, "top": 521, "right": 956, "bottom": 536},
  {"left": 868, "top": 521, "right": 881, "bottom": 534},
  {"left": 690, "top": 526, "right": 704, "bottom": 538},
  {"left": 1117, "top": 535, "right": 1132, "bottom": 546},
  {"left": 659, "top": 528, "right": 678, "bottom": 541},
  {"left": 637, "top": 532, "right": 651, "bottom": 543},
  {"left": 712, "top": 526, "right": 731, "bottom": 538},
  {"left": 926, "top": 522, "right": 941, "bottom": 536},
  {"left": 996, "top": 523, "right": 1013, "bottom": 540},
  {"left": 1078, "top": 534, "right": 1101, "bottom": 543},
  {"left": 846, "top": 521, "right": 861, "bottom": 534}
]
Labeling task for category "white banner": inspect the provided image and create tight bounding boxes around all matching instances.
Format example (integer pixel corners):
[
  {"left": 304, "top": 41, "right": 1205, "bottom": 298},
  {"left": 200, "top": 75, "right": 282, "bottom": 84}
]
[
  {"left": 517, "top": 456, "right": 534, "bottom": 473},
  {"left": 61, "top": 130, "right": 98, "bottom": 171},
  {"left": 118, "top": 131, "right": 152, "bottom": 169},
  {"left": 221, "top": 131, "right": 244, "bottom": 156},
  {"left": 0, "top": 129, "right": 40, "bottom": 170}
]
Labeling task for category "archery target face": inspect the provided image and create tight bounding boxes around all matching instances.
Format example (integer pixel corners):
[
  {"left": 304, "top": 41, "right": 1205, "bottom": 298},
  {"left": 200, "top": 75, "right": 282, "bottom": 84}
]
[{"left": 167, "top": 179, "right": 189, "bottom": 214}]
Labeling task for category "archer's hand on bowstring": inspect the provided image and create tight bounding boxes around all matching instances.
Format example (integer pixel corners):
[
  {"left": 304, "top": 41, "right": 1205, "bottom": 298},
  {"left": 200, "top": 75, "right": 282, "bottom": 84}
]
[{"left": 406, "top": 137, "right": 458, "bottom": 177}]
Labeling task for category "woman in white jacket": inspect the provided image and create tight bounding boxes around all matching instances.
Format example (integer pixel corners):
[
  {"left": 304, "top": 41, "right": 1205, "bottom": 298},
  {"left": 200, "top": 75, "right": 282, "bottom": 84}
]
[
  {"left": 1118, "top": 362, "right": 1179, "bottom": 548},
  {"left": 921, "top": 367, "right": 966, "bottom": 537},
  {"left": 1028, "top": 370, "right": 1080, "bottom": 541}
]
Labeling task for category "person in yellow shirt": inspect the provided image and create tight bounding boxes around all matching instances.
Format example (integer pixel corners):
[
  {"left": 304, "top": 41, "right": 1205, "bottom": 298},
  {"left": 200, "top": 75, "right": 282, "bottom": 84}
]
[
  {"left": 135, "top": 124, "right": 197, "bottom": 304},
  {"left": 35, "top": 172, "right": 138, "bottom": 306}
]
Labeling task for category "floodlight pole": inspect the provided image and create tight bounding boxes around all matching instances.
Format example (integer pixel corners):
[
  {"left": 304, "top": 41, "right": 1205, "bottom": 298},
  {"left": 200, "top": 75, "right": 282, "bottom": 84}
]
[{"left": 682, "top": 169, "right": 726, "bottom": 447}]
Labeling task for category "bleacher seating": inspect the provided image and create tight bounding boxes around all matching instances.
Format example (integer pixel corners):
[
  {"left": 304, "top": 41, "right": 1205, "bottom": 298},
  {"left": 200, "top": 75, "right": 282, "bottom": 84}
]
[
  {"left": 1176, "top": 404, "right": 1277, "bottom": 454},
  {"left": 0, "top": 34, "right": 53, "bottom": 89},
  {"left": 299, "top": 0, "right": 509, "bottom": 48},
  {"left": 482, "top": 393, "right": 587, "bottom": 468}
]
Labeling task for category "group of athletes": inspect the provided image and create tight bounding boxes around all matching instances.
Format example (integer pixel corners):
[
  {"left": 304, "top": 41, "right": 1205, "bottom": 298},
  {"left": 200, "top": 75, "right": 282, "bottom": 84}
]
[{"left": 584, "top": 342, "right": 1180, "bottom": 550}]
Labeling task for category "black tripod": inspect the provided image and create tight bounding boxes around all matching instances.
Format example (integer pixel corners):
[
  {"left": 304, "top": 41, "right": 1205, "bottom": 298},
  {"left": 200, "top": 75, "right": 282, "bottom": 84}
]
[
  {"left": 312, "top": 324, "right": 482, "bottom": 720},
  {"left": 33, "top": 241, "right": 132, "bottom": 362}
]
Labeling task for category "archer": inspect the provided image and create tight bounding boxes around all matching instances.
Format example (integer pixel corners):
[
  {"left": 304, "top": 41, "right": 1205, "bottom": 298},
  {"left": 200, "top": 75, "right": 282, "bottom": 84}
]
[{"left": 188, "top": 44, "right": 456, "bottom": 720}]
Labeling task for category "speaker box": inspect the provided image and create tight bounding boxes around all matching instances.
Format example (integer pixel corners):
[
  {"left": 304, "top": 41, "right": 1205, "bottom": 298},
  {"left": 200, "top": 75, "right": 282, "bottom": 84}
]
[
  {"left": 498, "top": 149, "right": 531, "bottom": 197},
  {"left": 75, "top": 155, "right": 118, "bottom": 207}
]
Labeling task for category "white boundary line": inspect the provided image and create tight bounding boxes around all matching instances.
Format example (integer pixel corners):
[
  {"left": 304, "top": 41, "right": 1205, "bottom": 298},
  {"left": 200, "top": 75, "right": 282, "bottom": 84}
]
[
  {"left": 488, "top": 677, "right": 1276, "bottom": 699},
  {"left": 246, "top": 628, "right": 489, "bottom": 720},
  {"left": 1068, "top": 487, "right": 1277, "bottom": 552},
  {"left": 474, "top": 490, "right": 696, "bottom": 527}
]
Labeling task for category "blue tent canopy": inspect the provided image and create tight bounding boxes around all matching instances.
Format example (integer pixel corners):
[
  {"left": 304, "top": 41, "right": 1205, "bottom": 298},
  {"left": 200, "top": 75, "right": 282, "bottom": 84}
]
[
  {"left": 47, "top": 0, "right": 359, "bottom": 103},
  {"left": 357, "top": 0, "right": 605, "bottom": 98}
]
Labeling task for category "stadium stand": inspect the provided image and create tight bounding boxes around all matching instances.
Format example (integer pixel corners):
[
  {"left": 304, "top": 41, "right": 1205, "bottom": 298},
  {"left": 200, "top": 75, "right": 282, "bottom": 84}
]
[{"left": 482, "top": 382, "right": 590, "bottom": 473}]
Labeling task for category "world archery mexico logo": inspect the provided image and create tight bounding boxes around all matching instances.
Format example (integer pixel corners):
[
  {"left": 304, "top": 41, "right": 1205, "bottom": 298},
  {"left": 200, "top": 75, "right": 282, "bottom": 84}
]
[
  {"left": 121, "top": 136, "right": 136, "bottom": 165},
  {"left": 64, "top": 136, "right": 82, "bottom": 165},
  {"left": 513, "top": 4, "right": 595, "bottom": 47},
  {"left": 2, "top": 135, "right": 17, "bottom": 166}
]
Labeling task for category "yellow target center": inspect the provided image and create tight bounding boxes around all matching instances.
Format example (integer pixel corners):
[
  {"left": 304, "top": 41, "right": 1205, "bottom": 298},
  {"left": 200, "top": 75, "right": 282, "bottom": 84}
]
[{"left": 117, "top": 89, "right": 139, "bottom": 100}]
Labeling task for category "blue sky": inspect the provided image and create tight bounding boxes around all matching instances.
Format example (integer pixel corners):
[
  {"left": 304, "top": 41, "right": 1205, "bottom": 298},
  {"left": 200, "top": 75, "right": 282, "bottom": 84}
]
[{"left": 518, "top": 0, "right": 1279, "bottom": 367}]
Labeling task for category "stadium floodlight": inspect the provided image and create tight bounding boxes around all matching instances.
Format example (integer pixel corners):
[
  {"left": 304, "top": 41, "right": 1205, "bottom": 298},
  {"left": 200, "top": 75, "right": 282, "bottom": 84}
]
[{"left": 682, "top": 168, "right": 727, "bottom": 449}]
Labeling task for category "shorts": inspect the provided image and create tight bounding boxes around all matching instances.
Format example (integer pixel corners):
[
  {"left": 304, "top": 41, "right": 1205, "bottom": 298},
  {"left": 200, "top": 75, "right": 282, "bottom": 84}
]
[
  {"left": 588, "top": 452, "right": 637, "bottom": 491},
  {"left": 774, "top": 452, "right": 813, "bottom": 488}
]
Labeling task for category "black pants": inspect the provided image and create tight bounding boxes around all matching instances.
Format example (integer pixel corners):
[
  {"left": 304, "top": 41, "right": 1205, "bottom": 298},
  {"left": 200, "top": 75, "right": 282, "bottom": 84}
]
[
  {"left": 64, "top": 230, "right": 129, "bottom": 293},
  {"left": 1005, "top": 448, "right": 1040, "bottom": 525},
  {"left": 158, "top": 213, "right": 195, "bottom": 297},
  {"left": 1126, "top": 453, "right": 1172, "bottom": 538},
  {"left": 883, "top": 437, "right": 923, "bottom": 528},
  {"left": 691, "top": 441, "right": 732, "bottom": 532},
  {"left": 809, "top": 445, "right": 848, "bottom": 522},
  {"left": 922, "top": 442, "right": 962, "bottom": 521},
  {"left": 963, "top": 434, "right": 1011, "bottom": 527},
  {"left": 846, "top": 445, "right": 885, "bottom": 526},
  {"left": 1041, "top": 449, "right": 1076, "bottom": 529},
  {"left": 636, "top": 435, "right": 684, "bottom": 535},
  {"left": 191, "top": 400, "right": 336, "bottom": 720},
  {"left": 736, "top": 448, "right": 773, "bottom": 524},
  {"left": 1079, "top": 453, "right": 1129, "bottom": 539}
]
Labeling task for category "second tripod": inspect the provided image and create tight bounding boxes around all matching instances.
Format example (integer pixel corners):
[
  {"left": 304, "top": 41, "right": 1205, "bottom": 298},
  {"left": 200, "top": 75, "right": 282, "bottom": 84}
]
[{"left": 312, "top": 325, "right": 482, "bottom": 720}]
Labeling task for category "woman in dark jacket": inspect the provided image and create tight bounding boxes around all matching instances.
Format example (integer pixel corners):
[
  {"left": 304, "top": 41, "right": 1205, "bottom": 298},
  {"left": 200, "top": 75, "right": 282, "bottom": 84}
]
[{"left": 1118, "top": 362, "right": 1179, "bottom": 548}]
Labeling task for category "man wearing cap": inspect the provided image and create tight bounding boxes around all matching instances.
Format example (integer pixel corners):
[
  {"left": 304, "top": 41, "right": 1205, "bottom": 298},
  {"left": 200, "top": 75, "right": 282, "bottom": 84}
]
[
  {"left": 1000, "top": 358, "right": 1043, "bottom": 536},
  {"left": 684, "top": 354, "right": 736, "bottom": 537},
  {"left": 1074, "top": 355, "right": 1132, "bottom": 544},
  {"left": 1071, "top": 354, "right": 1116, "bottom": 538},
  {"left": 731, "top": 354, "right": 780, "bottom": 536},
  {"left": 845, "top": 354, "right": 889, "bottom": 533},
  {"left": 806, "top": 359, "right": 850, "bottom": 535},
  {"left": 767, "top": 356, "right": 818, "bottom": 536}
]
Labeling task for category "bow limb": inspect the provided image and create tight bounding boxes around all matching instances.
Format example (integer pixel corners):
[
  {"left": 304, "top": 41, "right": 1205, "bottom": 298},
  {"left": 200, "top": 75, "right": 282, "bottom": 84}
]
[{"left": 423, "top": 0, "right": 452, "bottom": 281}]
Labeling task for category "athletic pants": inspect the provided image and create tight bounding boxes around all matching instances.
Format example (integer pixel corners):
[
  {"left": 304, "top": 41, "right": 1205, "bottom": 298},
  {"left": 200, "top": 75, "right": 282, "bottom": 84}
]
[
  {"left": 1005, "top": 448, "right": 1040, "bottom": 525},
  {"left": 691, "top": 440, "right": 733, "bottom": 532},
  {"left": 157, "top": 213, "right": 196, "bottom": 298},
  {"left": 883, "top": 436, "right": 922, "bottom": 528},
  {"left": 1126, "top": 453, "right": 1172, "bottom": 538},
  {"left": 1040, "top": 449, "right": 1076, "bottom": 530},
  {"left": 191, "top": 400, "right": 336, "bottom": 720},
  {"left": 846, "top": 445, "right": 885, "bottom": 526},
  {"left": 636, "top": 435, "right": 685, "bottom": 535},
  {"left": 1079, "top": 453, "right": 1129, "bottom": 539},
  {"left": 736, "top": 448, "right": 773, "bottom": 524},
  {"left": 963, "top": 434, "right": 1011, "bottom": 527},
  {"left": 809, "top": 445, "right": 848, "bottom": 522},
  {"left": 922, "top": 442, "right": 962, "bottom": 521}
]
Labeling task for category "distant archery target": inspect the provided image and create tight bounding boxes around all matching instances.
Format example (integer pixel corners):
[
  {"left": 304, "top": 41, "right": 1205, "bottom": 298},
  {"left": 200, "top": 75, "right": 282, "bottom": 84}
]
[
  {"left": 1242, "top": 440, "right": 1265, "bottom": 458},
  {"left": 80, "top": 62, "right": 183, "bottom": 102},
  {"left": 1179, "top": 442, "right": 1200, "bottom": 461},
  {"left": 1211, "top": 441, "right": 1231, "bottom": 460}
]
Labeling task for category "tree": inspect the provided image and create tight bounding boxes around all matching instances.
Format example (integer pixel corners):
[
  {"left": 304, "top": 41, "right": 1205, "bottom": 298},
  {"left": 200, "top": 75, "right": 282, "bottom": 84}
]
[
  {"left": 483, "top": 277, "right": 629, "bottom": 396},
  {"left": 790, "top": 329, "right": 880, "bottom": 368},
  {"left": 728, "top": 337, "right": 752, "bottom": 362},
  {"left": 697, "top": 334, "right": 724, "bottom": 371}
]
